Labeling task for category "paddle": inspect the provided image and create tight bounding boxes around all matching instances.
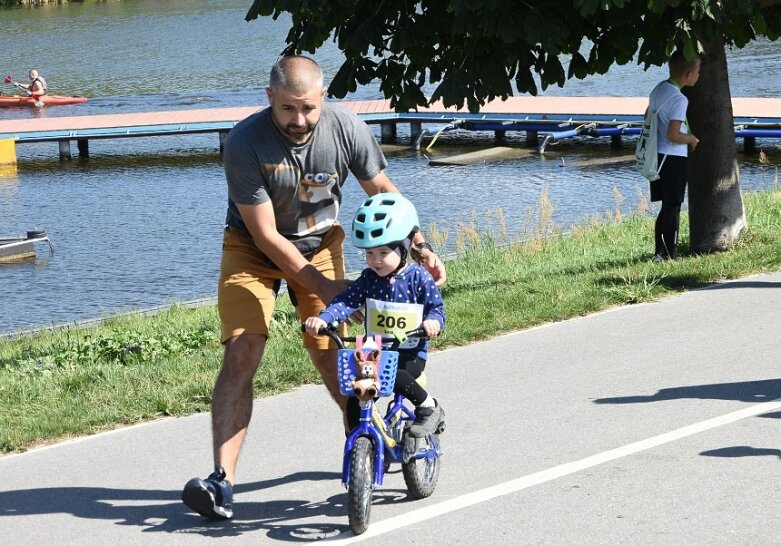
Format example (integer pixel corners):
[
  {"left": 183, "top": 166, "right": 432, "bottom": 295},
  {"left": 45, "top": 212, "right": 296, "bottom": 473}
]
[
  {"left": 4, "top": 74, "right": 44, "bottom": 107},
  {"left": 4, "top": 74, "right": 24, "bottom": 90}
]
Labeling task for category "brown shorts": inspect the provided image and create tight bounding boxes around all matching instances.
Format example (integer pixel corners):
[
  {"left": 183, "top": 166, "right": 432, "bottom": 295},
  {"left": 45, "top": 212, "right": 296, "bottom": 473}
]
[{"left": 218, "top": 225, "right": 347, "bottom": 349}]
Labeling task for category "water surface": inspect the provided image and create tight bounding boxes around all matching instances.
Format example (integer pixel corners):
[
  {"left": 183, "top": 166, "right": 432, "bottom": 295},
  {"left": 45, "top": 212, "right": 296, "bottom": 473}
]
[{"left": 1, "top": 1, "right": 779, "bottom": 333}]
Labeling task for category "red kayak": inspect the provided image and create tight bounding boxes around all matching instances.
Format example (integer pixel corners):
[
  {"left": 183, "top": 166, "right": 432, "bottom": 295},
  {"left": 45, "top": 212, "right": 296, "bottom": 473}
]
[{"left": 0, "top": 94, "right": 88, "bottom": 107}]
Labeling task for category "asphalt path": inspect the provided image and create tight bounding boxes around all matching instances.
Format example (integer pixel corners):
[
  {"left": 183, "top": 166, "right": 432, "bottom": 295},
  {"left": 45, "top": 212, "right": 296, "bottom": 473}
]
[{"left": 2, "top": 270, "right": 781, "bottom": 545}]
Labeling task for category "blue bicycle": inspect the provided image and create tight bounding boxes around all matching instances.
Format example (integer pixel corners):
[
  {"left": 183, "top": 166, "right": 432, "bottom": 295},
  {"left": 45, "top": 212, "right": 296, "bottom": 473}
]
[{"left": 315, "top": 325, "right": 444, "bottom": 535}]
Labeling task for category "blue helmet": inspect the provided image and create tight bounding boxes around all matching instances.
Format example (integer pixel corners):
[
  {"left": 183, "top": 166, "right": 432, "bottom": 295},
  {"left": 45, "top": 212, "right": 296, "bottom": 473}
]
[{"left": 351, "top": 192, "right": 420, "bottom": 249}]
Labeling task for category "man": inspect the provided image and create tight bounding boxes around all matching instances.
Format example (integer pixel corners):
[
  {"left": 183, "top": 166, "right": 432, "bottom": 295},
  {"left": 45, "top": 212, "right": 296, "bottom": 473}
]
[
  {"left": 20, "top": 69, "right": 47, "bottom": 98},
  {"left": 181, "top": 55, "right": 445, "bottom": 520}
]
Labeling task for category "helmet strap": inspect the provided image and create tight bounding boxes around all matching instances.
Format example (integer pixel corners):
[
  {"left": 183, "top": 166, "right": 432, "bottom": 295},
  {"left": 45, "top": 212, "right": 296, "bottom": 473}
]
[{"left": 387, "top": 240, "right": 410, "bottom": 276}]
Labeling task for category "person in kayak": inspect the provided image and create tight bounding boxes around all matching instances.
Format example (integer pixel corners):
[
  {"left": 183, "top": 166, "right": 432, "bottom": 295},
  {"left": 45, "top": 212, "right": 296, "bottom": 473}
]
[{"left": 19, "top": 69, "right": 47, "bottom": 98}]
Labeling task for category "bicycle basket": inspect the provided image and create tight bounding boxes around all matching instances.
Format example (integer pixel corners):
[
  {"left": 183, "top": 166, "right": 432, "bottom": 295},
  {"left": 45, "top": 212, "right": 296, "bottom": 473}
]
[{"left": 337, "top": 349, "right": 399, "bottom": 397}]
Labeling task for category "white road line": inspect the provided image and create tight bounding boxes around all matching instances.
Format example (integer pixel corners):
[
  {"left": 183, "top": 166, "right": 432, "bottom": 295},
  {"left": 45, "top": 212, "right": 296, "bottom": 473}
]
[{"left": 326, "top": 398, "right": 781, "bottom": 543}]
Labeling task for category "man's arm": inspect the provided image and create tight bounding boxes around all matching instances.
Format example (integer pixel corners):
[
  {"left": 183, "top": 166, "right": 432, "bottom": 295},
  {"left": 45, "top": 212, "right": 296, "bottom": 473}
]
[
  {"left": 356, "top": 170, "right": 399, "bottom": 196},
  {"left": 357, "top": 171, "right": 447, "bottom": 286},
  {"left": 236, "top": 201, "right": 349, "bottom": 304},
  {"left": 319, "top": 274, "right": 368, "bottom": 325}
]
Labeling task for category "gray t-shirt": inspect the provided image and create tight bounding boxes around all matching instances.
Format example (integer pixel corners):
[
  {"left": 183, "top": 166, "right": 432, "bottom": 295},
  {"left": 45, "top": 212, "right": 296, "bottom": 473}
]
[{"left": 223, "top": 103, "right": 388, "bottom": 257}]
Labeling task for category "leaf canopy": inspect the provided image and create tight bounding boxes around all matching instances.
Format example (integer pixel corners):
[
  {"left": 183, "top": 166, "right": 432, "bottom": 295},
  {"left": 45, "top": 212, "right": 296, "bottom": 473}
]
[{"left": 246, "top": 0, "right": 781, "bottom": 112}]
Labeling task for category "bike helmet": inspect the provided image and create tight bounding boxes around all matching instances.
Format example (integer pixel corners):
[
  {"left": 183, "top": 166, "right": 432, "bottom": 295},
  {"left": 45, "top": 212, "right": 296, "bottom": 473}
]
[{"left": 351, "top": 192, "right": 419, "bottom": 249}]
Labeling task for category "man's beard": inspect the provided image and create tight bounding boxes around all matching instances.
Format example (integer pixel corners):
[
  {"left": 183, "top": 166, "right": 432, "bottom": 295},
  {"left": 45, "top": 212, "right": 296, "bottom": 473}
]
[{"left": 280, "top": 121, "right": 316, "bottom": 142}]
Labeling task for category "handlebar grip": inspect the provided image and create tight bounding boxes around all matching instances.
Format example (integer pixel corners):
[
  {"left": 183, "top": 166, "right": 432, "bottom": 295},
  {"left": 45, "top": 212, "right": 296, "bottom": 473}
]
[
  {"left": 300, "top": 323, "right": 337, "bottom": 335},
  {"left": 405, "top": 327, "right": 427, "bottom": 339}
]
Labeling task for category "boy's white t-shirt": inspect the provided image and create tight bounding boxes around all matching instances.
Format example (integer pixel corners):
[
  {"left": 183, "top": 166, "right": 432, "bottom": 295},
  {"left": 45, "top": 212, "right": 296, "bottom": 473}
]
[{"left": 649, "top": 80, "right": 689, "bottom": 157}]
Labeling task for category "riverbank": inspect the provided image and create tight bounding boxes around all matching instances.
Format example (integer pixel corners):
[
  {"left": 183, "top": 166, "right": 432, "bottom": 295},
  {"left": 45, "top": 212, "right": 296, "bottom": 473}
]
[{"left": 2, "top": 187, "right": 781, "bottom": 453}]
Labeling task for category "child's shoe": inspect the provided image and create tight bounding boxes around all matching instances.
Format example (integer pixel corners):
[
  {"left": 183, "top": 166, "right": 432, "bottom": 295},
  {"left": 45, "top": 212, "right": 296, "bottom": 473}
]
[{"left": 408, "top": 399, "right": 445, "bottom": 438}]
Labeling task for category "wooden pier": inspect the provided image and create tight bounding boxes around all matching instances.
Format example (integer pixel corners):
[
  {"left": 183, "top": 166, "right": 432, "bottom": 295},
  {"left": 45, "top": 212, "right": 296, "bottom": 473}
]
[{"left": 1, "top": 96, "right": 780, "bottom": 161}]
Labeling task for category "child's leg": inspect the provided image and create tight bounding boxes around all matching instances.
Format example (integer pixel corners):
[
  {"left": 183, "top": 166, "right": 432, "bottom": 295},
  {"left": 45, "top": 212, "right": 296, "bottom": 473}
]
[
  {"left": 660, "top": 202, "right": 682, "bottom": 257},
  {"left": 394, "top": 355, "right": 431, "bottom": 406},
  {"left": 657, "top": 155, "right": 687, "bottom": 259},
  {"left": 395, "top": 369, "right": 430, "bottom": 405},
  {"left": 346, "top": 397, "right": 361, "bottom": 432},
  {"left": 397, "top": 355, "right": 444, "bottom": 437},
  {"left": 654, "top": 212, "right": 664, "bottom": 256}
]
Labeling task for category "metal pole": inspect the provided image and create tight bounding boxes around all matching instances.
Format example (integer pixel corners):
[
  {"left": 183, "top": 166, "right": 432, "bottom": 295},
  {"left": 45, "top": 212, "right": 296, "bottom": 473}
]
[
  {"left": 58, "top": 140, "right": 71, "bottom": 160},
  {"left": 77, "top": 139, "right": 89, "bottom": 157},
  {"left": 380, "top": 122, "right": 397, "bottom": 143}
]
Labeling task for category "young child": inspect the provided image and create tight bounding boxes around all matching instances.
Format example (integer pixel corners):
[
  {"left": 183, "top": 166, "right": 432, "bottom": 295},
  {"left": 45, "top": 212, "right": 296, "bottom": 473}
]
[
  {"left": 305, "top": 192, "right": 445, "bottom": 437},
  {"left": 648, "top": 50, "right": 701, "bottom": 261}
]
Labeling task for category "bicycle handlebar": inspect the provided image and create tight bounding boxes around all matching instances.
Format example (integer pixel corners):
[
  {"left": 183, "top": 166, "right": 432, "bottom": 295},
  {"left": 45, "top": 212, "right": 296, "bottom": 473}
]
[{"left": 300, "top": 323, "right": 427, "bottom": 350}]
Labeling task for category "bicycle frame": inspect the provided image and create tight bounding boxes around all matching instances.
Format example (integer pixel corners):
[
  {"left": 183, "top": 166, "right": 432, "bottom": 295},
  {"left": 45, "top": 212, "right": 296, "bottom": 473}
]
[
  {"left": 342, "top": 393, "right": 442, "bottom": 486},
  {"left": 304, "top": 323, "right": 444, "bottom": 534},
  {"left": 311, "top": 325, "right": 442, "bottom": 488}
]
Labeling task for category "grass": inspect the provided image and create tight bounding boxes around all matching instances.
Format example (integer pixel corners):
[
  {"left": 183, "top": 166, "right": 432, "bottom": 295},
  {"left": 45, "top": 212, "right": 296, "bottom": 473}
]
[{"left": 2, "top": 186, "right": 781, "bottom": 453}]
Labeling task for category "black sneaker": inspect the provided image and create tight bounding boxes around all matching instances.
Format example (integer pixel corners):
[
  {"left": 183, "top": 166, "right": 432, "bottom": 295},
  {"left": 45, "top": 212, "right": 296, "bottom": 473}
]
[
  {"left": 181, "top": 465, "right": 234, "bottom": 520},
  {"left": 408, "top": 400, "right": 445, "bottom": 438}
]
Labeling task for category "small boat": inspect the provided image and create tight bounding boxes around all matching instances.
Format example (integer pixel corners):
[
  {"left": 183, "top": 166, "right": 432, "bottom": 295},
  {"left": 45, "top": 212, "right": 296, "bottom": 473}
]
[
  {"left": 0, "top": 95, "right": 88, "bottom": 107},
  {"left": 0, "top": 229, "right": 54, "bottom": 262}
]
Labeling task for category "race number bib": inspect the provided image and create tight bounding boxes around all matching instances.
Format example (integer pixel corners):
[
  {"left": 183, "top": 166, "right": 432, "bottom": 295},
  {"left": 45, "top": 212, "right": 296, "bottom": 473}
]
[{"left": 366, "top": 298, "right": 423, "bottom": 350}]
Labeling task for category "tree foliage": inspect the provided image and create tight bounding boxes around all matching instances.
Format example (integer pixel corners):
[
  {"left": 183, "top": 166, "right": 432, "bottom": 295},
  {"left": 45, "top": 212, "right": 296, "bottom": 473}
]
[{"left": 247, "top": 0, "right": 781, "bottom": 112}]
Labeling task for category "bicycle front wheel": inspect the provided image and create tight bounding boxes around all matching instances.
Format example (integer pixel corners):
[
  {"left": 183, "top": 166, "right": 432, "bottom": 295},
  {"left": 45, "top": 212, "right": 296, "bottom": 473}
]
[{"left": 347, "top": 436, "right": 375, "bottom": 534}]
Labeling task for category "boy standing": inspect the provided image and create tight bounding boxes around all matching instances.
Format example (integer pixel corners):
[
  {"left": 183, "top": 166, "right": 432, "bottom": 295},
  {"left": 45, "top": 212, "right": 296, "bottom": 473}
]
[{"left": 648, "top": 50, "right": 701, "bottom": 261}]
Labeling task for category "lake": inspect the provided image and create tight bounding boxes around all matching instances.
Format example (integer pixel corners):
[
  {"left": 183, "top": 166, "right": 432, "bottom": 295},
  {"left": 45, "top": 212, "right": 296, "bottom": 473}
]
[{"left": 1, "top": 0, "right": 779, "bottom": 334}]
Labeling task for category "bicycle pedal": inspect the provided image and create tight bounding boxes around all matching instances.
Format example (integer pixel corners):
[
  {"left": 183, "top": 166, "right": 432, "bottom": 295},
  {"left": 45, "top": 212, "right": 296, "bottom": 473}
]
[{"left": 403, "top": 436, "right": 421, "bottom": 464}]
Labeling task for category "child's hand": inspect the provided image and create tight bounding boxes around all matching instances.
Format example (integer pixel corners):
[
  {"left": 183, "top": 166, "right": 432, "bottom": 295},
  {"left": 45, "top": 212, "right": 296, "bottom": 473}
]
[
  {"left": 304, "top": 317, "right": 327, "bottom": 336},
  {"left": 422, "top": 319, "right": 441, "bottom": 338}
]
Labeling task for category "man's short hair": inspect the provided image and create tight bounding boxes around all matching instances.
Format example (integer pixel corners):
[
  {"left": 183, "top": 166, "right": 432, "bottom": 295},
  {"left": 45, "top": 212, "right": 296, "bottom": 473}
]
[{"left": 269, "top": 56, "right": 323, "bottom": 94}]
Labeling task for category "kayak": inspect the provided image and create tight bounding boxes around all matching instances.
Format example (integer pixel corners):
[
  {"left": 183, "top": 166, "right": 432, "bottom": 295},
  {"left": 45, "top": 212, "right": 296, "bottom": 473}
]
[{"left": 0, "top": 94, "right": 88, "bottom": 107}]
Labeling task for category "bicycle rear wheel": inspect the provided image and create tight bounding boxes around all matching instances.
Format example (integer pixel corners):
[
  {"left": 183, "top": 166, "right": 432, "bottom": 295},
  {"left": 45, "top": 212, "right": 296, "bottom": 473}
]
[
  {"left": 347, "top": 436, "right": 375, "bottom": 534},
  {"left": 402, "top": 434, "right": 440, "bottom": 499}
]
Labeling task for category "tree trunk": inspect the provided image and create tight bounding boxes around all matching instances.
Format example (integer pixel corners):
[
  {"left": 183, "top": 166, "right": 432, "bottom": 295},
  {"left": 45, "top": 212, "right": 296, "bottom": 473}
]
[{"left": 685, "top": 37, "right": 746, "bottom": 253}]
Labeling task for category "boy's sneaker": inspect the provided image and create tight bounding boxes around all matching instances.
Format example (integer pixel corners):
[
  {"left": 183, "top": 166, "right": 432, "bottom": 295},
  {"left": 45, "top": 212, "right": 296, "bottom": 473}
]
[
  {"left": 181, "top": 465, "right": 234, "bottom": 520},
  {"left": 408, "top": 400, "right": 445, "bottom": 438}
]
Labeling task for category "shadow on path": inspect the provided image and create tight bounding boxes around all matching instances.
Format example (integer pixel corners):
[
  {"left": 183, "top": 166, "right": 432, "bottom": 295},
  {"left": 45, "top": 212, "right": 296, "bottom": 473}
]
[
  {"left": 702, "top": 280, "right": 781, "bottom": 291},
  {"left": 0, "top": 470, "right": 369, "bottom": 541},
  {"left": 700, "top": 446, "right": 781, "bottom": 459},
  {"left": 594, "top": 378, "right": 781, "bottom": 405}
]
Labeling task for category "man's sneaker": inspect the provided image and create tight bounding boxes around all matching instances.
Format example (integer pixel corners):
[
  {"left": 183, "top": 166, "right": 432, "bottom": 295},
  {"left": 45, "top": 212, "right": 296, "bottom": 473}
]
[
  {"left": 408, "top": 400, "right": 445, "bottom": 438},
  {"left": 181, "top": 465, "right": 234, "bottom": 520}
]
